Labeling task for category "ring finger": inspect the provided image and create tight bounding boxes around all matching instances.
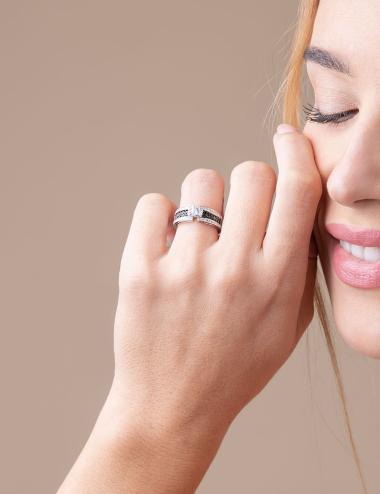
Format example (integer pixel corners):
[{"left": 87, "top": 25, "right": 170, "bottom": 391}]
[
  {"left": 218, "top": 161, "right": 277, "bottom": 254},
  {"left": 170, "top": 168, "right": 225, "bottom": 252}
]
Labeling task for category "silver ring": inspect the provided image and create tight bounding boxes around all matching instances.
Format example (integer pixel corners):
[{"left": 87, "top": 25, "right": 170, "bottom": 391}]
[{"left": 173, "top": 205, "right": 223, "bottom": 233}]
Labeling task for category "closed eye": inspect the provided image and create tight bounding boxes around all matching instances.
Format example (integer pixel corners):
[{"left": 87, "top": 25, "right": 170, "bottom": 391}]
[{"left": 303, "top": 102, "right": 359, "bottom": 127}]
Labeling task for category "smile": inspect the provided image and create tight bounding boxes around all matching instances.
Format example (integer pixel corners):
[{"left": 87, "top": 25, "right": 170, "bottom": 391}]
[
  {"left": 326, "top": 223, "right": 380, "bottom": 289},
  {"left": 339, "top": 240, "right": 380, "bottom": 261}
]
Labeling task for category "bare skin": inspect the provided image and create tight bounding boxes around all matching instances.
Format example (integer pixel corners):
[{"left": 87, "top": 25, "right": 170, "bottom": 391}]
[
  {"left": 56, "top": 1, "right": 380, "bottom": 490},
  {"left": 304, "top": 0, "right": 380, "bottom": 358},
  {"left": 57, "top": 125, "right": 322, "bottom": 493}
]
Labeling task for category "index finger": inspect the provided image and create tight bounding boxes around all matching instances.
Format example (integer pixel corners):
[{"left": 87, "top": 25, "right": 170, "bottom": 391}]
[{"left": 263, "top": 125, "right": 322, "bottom": 268}]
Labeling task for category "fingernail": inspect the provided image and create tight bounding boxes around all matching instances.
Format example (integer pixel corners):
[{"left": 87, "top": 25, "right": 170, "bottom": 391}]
[{"left": 276, "top": 123, "right": 299, "bottom": 134}]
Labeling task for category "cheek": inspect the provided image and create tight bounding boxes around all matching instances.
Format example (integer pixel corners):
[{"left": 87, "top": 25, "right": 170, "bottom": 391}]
[{"left": 302, "top": 122, "right": 347, "bottom": 181}]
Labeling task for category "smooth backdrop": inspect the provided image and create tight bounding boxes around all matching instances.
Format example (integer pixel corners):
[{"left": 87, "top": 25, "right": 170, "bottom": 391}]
[{"left": 2, "top": 1, "right": 380, "bottom": 493}]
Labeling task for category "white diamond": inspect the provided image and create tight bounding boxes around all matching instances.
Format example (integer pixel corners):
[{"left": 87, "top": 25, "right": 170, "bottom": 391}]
[{"left": 188, "top": 206, "right": 201, "bottom": 218}]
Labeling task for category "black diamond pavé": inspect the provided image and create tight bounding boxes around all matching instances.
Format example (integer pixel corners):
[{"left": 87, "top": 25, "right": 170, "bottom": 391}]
[
  {"left": 173, "top": 205, "right": 222, "bottom": 232},
  {"left": 201, "top": 210, "right": 222, "bottom": 225},
  {"left": 174, "top": 210, "right": 189, "bottom": 219}
]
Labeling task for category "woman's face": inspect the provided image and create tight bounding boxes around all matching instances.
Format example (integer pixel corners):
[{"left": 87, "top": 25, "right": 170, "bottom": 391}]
[{"left": 303, "top": 0, "right": 380, "bottom": 358}]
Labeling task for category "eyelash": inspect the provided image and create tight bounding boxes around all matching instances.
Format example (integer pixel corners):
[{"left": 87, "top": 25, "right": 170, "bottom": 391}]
[{"left": 303, "top": 102, "right": 359, "bottom": 127}]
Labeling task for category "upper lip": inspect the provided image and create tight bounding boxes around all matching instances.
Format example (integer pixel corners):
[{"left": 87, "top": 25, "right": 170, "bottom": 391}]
[{"left": 326, "top": 223, "right": 380, "bottom": 247}]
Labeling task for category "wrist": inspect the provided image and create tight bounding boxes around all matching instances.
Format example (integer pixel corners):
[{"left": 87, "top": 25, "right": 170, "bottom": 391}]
[
  {"left": 83, "top": 385, "right": 229, "bottom": 493},
  {"left": 98, "top": 382, "right": 229, "bottom": 458}
]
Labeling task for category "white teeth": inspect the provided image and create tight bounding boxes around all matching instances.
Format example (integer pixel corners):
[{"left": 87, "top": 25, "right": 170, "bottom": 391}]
[
  {"left": 351, "top": 244, "right": 364, "bottom": 260},
  {"left": 340, "top": 240, "right": 351, "bottom": 253},
  {"left": 364, "top": 246, "right": 380, "bottom": 262},
  {"left": 340, "top": 240, "right": 380, "bottom": 261}
]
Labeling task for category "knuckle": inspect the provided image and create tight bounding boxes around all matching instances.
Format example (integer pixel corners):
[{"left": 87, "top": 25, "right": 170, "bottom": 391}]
[
  {"left": 210, "top": 255, "right": 250, "bottom": 294},
  {"left": 262, "top": 255, "right": 294, "bottom": 300},
  {"left": 231, "top": 161, "right": 276, "bottom": 187},
  {"left": 284, "top": 171, "right": 322, "bottom": 205},
  {"left": 164, "top": 254, "right": 204, "bottom": 288},
  {"left": 182, "top": 168, "right": 224, "bottom": 190},
  {"left": 267, "top": 265, "right": 287, "bottom": 297},
  {"left": 118, "top": 263, "right": 154, "bottom": 295}
]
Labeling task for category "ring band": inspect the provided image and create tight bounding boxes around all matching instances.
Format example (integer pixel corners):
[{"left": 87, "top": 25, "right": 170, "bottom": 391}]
[{"left": 173, "top": 205, "right": 223, "bottom": 233}]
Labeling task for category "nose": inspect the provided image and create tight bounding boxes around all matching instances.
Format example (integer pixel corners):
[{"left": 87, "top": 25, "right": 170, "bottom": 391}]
[{"left": 327, "top": 119, "right": 380, "bottom": 206}]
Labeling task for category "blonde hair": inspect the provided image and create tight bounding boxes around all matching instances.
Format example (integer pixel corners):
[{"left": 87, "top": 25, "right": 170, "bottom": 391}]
[{"left": 278, "top": 0, "right": 367, "bottom": 491}]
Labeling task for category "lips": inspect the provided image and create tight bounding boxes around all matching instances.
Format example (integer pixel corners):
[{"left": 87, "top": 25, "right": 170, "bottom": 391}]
[
  {"left": 326, "top": 223, "right": 380, "bottom": 247},
  {"left": 326, "top": 223, "right": 380, "bottom": 289}
]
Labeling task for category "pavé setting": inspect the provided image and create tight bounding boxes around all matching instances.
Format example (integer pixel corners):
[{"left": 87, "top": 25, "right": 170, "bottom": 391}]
[{"left": 173, "top": 205, "right": 223, "bottom": 233}]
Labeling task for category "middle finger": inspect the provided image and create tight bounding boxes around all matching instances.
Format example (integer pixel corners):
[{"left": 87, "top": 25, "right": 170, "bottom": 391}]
[{"left": 218, "top": 161, "right": 277, "bottom": 254}]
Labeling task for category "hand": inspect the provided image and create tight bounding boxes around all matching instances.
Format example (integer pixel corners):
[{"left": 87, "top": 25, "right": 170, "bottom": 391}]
[
  {"left": 57, "top": 124, "right": 322, "bottom": 494},
  {"left": 112, "top": 125, "right": 321, "bottom": 432}
]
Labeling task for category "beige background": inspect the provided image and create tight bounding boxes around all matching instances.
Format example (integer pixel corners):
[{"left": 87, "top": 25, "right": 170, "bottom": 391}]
[{"left": 2, "top": 1, "right": 380, "bottom": 493}]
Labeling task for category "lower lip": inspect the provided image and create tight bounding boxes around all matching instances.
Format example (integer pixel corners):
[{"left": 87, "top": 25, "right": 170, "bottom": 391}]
[{"left": 331, "top": 236, "right": 380, "bottom": 289}]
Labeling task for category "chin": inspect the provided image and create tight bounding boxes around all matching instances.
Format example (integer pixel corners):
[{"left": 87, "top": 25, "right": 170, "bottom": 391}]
[{"left": 331, "top": 293, "right": 380, "bottom": 359}]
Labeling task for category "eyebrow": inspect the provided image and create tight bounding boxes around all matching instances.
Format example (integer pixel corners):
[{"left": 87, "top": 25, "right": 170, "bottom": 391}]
[{"left": 303, "top": 46, "right": 352, "bottom": 77}]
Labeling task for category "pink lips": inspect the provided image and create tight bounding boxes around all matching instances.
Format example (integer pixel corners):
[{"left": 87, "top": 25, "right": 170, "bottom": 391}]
[{"left": 326, "top": 223, "right": 380, "bottom": 289}]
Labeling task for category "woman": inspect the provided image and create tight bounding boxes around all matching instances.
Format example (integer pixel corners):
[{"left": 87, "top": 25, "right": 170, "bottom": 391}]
[{"left": 57, "top": 0, "right": 377, "bottom": 492}]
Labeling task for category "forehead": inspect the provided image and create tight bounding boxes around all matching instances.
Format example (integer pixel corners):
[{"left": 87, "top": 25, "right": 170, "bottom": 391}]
[{"left": 311, "top": 0, "right": 380, "bottom": 76}]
